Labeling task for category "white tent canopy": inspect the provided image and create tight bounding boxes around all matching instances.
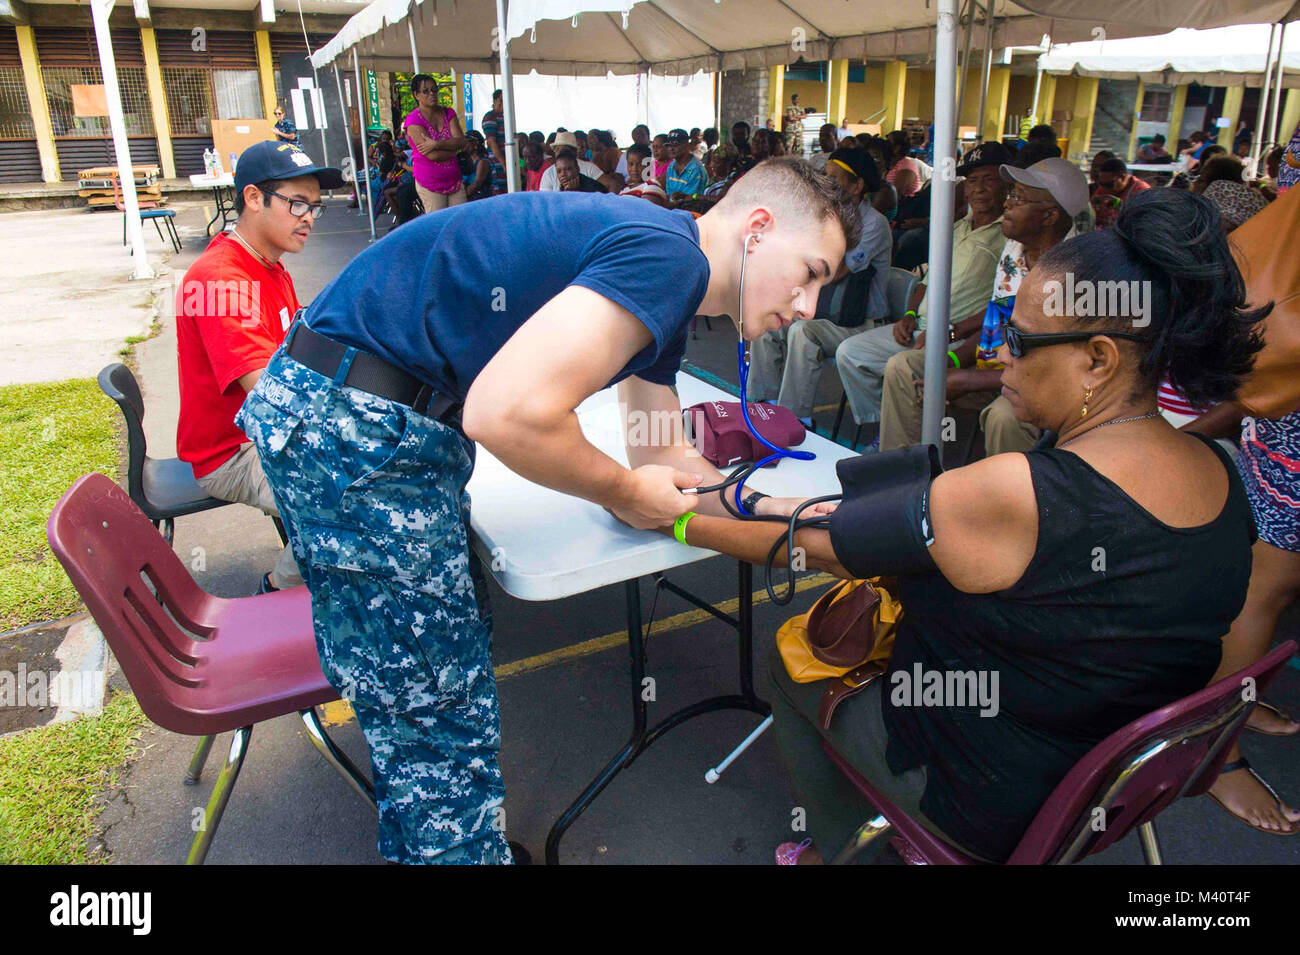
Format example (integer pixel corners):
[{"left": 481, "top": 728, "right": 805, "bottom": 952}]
[
  {"left": 1040, "top": 22, "right": 1300, "bottom": 86},
  {"left": 310, "top": 0, "right": 1286, "bottom": 75}
]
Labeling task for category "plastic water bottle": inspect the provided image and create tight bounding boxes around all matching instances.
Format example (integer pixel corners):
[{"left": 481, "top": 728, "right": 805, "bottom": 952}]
[
  {"left": 229, "top": 153, "right": 237, "bottom": 177},
  {"left": 203, "top": 148, "right": 214, "bottom": 176},
  {"left": 212, "top": 151, "right": 224, "bottom": 176}
]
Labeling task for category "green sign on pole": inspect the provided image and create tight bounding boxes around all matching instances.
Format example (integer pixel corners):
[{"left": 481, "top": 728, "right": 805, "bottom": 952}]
[{"left": 365, "top": 69, "right": 381, "bottom": 128}]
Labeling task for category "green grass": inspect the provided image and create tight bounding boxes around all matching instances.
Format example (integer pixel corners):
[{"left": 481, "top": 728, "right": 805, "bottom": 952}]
[
  {"left": 0, "top": 692, "right": 149, "bottom": 864},
  {"left": 0, "top": 378, "right": 120, "bottom": 630}
]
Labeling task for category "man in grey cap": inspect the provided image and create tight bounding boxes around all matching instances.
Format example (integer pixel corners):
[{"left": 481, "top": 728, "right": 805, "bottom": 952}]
[{"left": 878, "top": 156, "right": 1087, "bottom": 454}]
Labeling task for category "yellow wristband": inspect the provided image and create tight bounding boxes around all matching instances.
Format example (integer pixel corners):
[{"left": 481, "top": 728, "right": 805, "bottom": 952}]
[{"left": 673, "top": 511, "right": 698, "bottom": 545}]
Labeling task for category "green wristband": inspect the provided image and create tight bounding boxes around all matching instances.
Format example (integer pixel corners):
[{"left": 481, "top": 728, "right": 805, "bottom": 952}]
[
  {"left": 673, "top": 511, "right": 698, "bottom": 545},
  {"left": 905, "top": 309, "right": 918, "bottom": 319},
  {"left": 948, "top": 350, "right": 961, "bottom": 369}
]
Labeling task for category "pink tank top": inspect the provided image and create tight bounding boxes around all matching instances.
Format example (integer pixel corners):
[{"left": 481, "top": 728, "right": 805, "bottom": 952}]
[{"left": 403, "top": 106, "right": 461, "bottom": 194}]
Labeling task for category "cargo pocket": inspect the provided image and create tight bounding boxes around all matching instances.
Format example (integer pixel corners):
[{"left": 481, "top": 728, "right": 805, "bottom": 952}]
[
  {"left": 299, "top": 519, "right": 477, "bottom": 711},
  {"left": 238, "top": 386, "right": 305, "bottom": 459}
]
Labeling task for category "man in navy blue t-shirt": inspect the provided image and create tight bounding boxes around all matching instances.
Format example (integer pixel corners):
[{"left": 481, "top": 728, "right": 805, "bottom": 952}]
[{"left": 237, "top": 158, "right": 859, "bottom": 865}]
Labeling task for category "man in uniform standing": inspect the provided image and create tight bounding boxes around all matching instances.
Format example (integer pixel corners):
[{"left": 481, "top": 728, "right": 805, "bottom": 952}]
[{"left": 237, "top": 158, "right": 859, "bottom": 864}]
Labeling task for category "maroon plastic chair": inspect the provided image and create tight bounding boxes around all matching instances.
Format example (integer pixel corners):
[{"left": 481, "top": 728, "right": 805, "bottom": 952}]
[
  {"left": 46, "top": 473, "right": 375, "bottom": 864},
  {"left": 825, "top": 639, "right": 1298, "bottom": 865}
]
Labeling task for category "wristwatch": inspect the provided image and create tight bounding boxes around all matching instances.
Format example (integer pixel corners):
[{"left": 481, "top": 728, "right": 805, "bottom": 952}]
[{"left": 742, "top": 491, "right": 769, "bottom": 514}]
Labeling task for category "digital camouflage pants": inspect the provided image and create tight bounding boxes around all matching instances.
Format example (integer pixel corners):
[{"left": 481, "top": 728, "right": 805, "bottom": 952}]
[{"left": 236, "top": 338, "right": 511, "bottom": 864}]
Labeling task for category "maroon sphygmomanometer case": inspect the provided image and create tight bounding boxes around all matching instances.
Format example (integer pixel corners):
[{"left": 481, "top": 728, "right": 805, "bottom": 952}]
[{"left": 682, "top": 400, "right": 807, "bottom": 468}]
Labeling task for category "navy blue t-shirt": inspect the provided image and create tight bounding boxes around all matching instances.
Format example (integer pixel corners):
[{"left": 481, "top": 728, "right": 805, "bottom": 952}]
[{"left": 305, "top": 192, "right": 711, "bottom": 401}]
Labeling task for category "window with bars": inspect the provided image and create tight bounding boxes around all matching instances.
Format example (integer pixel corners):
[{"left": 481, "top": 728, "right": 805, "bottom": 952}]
[
  {"left": 0, "top": 67, "right": 34, "bottom": 139},
  {"left": 162, "top": 66, "right": 263, "bottom": 134},
  {"left": 42, "top": 65, "right": 154, "bottom": 137},
  {"left": 1140, "top": 90, "right": 1172, "bottom": 123}
]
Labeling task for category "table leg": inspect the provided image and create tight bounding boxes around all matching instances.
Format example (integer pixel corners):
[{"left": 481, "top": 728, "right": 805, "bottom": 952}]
[
  {"left": 543, "top": 563, "right": 769, "bottom": 865},
  {"left": 544, "top": 578, "right": 646, "bottom": 865},
  {"left": 204, "top": 187, "right": 221, "bottom": 236}
]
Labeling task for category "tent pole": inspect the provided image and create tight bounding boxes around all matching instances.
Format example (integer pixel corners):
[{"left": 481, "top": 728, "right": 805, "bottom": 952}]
[
  {"left": 334, "top": 64, "right": 361, "bottom": 213},
  {"left": 976, "top": 7, "right": 994, "bottom": 142},
  {"left": 1251, "top": 23, "right": 1278, "bottom": 174},
  {"left": 354, "top": 49, "right": 376, "bottom": 241},
  {"left": 922, "top": 0, "right": 959, "bottom": 452},
  {"left": 955, "top": 0, "right": 977, "bottom": 149},
  {"left": 408, "top": 19, "right": 420, "bottom": 72},
  {"left": 91, "top": 0, "right": 151, "bottom": 279},
  {"left": 1268, "top": 21, "right": 1288, "bottom": 150},
  {"left": 714, "top": 70, "right": 721, "bottom": 133},
  {"left": 493, "top": 0, "right": 520, "bottom": 192}
]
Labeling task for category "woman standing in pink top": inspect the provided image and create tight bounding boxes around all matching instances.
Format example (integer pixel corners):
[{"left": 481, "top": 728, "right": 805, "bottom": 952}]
[{"left": 402, "top": 73, "right": 468, "bottom": 213}]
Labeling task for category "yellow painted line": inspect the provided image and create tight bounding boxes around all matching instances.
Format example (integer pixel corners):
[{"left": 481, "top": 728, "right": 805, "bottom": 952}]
[
  {"left": 495, "top": 572, "right": 834, "bottom": 680},
  {"left": 316, "top": 572, "right": 836, "bottom": 725}
]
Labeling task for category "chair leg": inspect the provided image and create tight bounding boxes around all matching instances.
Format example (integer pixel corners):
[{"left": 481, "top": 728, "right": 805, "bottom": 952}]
[
  {"left": 186, "top": 726, "right": 252, "bottom": 865},
  {"left": 161, "top": 517, "right": 175, "bottom": 545},
  {"left": 183, "top": 734, "right": 215, "bottom": 785},
  {"left": 168, "top": 217, "right": 182, "bottom": 253},
  {"left": 152, "top": 217, "right": 164, "bottom": 243},
  {"left": 1137, "top": 820, "right": 1163, "bottom": 865},
  {"left": 832, "top": 393, "right": 848, "bottom": 442},
  {"left": 272, "top": 516, "right": 289, "bottom": 545},
  {"left": 300, "top": 707, "right": 377, "bottom": 808},
  {"left": 703, "top": 316, "right": 712, "bottom": 331},
  {"left": 829, "top": 813, "right": 894, "bottom": 865}
]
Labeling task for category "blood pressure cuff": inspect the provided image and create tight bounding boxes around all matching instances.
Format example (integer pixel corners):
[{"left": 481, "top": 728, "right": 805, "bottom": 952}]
[
  {"left": 683, "top": 400, "right": 806, "bottom": 468},
  {"left": 829, "top": 444, "right": 942, "bottom": 579}
]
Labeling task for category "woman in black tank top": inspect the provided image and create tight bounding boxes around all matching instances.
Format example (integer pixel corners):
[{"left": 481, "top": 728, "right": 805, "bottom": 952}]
[{"left": 671, "top": 188, "right": 1271, "bottom": 863}]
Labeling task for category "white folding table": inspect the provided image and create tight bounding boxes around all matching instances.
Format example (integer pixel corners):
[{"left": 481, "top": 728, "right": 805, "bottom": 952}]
[
  {"left": 189, "top": 172, "right": 236, "bottom": 235},
  {"left": 467, "top": 372, "right": 855, "bottom": 864}
]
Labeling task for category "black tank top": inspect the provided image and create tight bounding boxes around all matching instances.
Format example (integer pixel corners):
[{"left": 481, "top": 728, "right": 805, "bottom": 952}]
[{"left": 884, "top": 434, "right": 1255, "bottom": 861}]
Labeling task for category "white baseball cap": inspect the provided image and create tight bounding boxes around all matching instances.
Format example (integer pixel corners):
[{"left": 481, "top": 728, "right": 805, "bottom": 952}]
[{"left": 1000, "top": 157, "right": 1089, "bottom": 218}]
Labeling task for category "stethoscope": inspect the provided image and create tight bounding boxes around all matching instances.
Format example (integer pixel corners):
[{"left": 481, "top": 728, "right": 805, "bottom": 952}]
[{"left": 682, "top": 231, "right": 838, "bottom": 603}]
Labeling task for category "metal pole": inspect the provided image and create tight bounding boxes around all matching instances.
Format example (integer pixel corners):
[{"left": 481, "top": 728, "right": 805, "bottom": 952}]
[
  {"left": 333, "top": 65, "right": 361, "bottom": 212},
  {"left": 976, "top": 8, "right": 995, "bottom": 142},
  {"left": 1268, "top": 21, "right": 1288, "bottom": 149},
  {"left": 1031, "top": 66, "right": 1043, "bottom": 125},
  {"left": 714, "top": 70, "right": 721, "bottom": 134},
  {"left": 1251, "top": 23, "right": 1278, "bottom": 174},
  {"left": 353, "top": 49, "right": 376, "bottom": 241},
  {"left": 826, "top": 58, "right": 833, "bottom": 122},
  {"left": 955, "top": 0, "right": 977, "bottom": 149},
  {"left": 922, "top": 0, "right": 959, "bottom": 451},
  {"left": 90, "top": 0, "right": 151, "bottom": 279},
  {"left": 492, "top": 0, "right": 520, "bottom": 192},
  {"left": 408, "top": 18, "right": 420, "bottom": 72}
]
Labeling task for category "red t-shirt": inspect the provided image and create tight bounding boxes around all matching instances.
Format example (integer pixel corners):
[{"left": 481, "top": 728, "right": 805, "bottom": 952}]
[{"left": 175, "top": 233, "right": 300, "bottom": 477}]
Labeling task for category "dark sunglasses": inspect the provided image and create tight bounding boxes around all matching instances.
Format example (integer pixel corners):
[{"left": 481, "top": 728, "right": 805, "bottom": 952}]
[{"left": 999, "top": 316, "right": 1147, "bottom": 358}]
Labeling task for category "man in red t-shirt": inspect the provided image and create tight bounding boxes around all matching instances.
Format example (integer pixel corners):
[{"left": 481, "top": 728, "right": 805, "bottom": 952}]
[
  {"left": 1090, "top": 156, "right": 1150, "bottom": 230},
  {"left": 176, "top": 141, "right": 342, "bottom": 592}
]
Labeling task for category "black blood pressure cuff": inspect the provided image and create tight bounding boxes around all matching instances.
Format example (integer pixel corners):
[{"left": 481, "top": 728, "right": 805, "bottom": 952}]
[{"left": 829, "top": 444, "right": 942, "bottom": 579}]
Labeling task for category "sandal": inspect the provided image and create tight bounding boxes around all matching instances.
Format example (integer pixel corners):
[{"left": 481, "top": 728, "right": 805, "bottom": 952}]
[
  {"left": 775, "top": 838, "right": 813, "bottom": 865},
  {"left": 1206, "top": 757, "right": 1300, "bottom": 835},
  {"left": 1247, "top": 701, "right": 1300, "bottom": 737}
]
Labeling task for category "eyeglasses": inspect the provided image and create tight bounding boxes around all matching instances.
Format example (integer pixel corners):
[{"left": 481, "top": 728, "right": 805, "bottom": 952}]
[
  {"left": 263, "top": 189, "right": 326, "bottom": 219},
  {"left": 415, "top": 86, "right": 438, "bottom": 96},
  {"left": 1004, "top": 191, "right": 1056, "bottom": 207},
  {"left": 999, "top": 316, "right": 1147, "bottom": 358}
]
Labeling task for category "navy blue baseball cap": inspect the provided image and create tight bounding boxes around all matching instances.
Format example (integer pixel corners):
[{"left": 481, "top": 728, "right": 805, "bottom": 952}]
[{"left": 234, "top": 140, "right": 344, "bottom": 191}]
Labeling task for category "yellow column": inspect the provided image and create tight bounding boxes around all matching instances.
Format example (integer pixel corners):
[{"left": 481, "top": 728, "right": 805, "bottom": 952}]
[
  {"left": 827, "top": 58, "right": 849, "bottom": 127},
  {"left": 1167, "top": 84, "right": 1189, "bottom": 145},
  {"left": 1066, "top": 76, "right": 1099, "bottom": 162},
  {"left": 1125, "top": 80, "right": 1145, "bottom": 161},
  {"left": 982, "top": 67, "right": 1010, "bottom": 143},
  {"left": 452, "top": 70, "right": 464, "bottom": 121},
  {"left": 16, "top": 25, "right": 59, "bottom": 182},
  {"left": 255, "top": 29, "right": 276, "bottom": 120},
  {"left": 766, "top": 65, "right": 784, "bottom": 130},
  {"left": 140, "top": 27, "right": 176, "bottom": 179},
  {"left": 1216, "top": 86, "right": 1243, "bottom": 149},
  {"left": 881, "top": 61, "right": 906, "bottom": 134}
]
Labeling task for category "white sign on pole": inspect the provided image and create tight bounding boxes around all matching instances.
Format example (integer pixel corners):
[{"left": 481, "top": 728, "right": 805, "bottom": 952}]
[{"left": 290, "top": 88, "right": 308, "bottom": 128}]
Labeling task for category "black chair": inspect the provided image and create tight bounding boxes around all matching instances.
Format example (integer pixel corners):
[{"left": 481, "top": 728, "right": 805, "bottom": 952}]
[{"left": 97, "top": 363, "right": 231, "bottom": 544}]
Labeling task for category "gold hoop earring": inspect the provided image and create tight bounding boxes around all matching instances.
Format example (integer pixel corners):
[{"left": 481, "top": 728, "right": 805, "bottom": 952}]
[{"left": 1081, "top": 386, "right": 1093, "bottom": 419}]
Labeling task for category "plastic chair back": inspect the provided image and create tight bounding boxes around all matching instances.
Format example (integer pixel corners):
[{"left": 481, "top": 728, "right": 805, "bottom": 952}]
[{"left": 97, "top": 363, "right": 150, "bottom": 515}]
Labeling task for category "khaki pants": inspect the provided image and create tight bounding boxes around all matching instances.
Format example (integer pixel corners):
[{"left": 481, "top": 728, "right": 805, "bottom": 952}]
[
  {"left": 748, "top": 320, "right": 865, "bottom": 419},
  {"left": 196, "top": 442, "right": 303, "bottom": 589},
  {"left": 878, "top": 348, "right": 1040, "bottom": 455},
  {"left": 415, "top": 182, "right": 467, "bottom": 213},
  {"left": 834, "top": 323, "right": 913, "bottom": 426}
]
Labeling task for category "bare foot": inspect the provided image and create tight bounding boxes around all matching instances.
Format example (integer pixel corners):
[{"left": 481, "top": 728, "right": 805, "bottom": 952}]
[
  {"left": 1247, "top": 702, "right": 1300, "bottom": 737},
  {"left": 1208, "top": 763, "right": 1300, "bottom": 834}
]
